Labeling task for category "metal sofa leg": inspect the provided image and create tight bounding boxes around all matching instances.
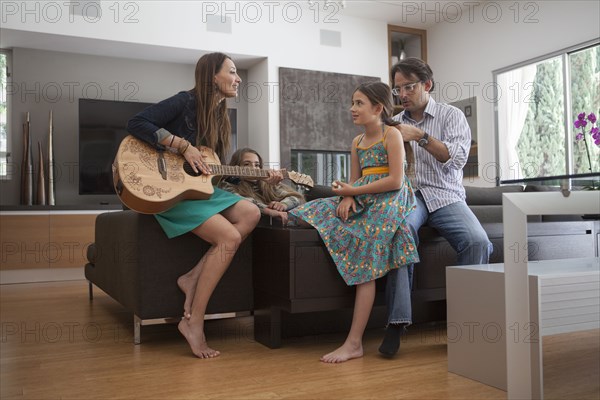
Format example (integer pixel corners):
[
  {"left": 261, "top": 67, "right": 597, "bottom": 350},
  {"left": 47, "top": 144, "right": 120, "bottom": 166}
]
[
  {"left": 88, "top": 282, "right": 93, "bottom": 301},
  {"left": 134, "top": 315, "right": 142, "bottom": 345},
  {"left": 133, "top": 315, "right": 184, "bottom": 345},
  {"left": 131, "top": 314, "right": 239, "bottom": 345}
]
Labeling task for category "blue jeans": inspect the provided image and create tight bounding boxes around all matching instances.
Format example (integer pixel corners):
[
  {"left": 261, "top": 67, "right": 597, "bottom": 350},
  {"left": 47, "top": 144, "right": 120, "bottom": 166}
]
[{"left": 385, "top": 192, "right": 493, "bottom": 326}]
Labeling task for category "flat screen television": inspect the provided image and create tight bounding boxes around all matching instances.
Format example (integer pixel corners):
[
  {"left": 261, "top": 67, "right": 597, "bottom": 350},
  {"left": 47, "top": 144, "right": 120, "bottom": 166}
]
[{"left": 78, "top": 98, "right": 153, "bottom": 195}]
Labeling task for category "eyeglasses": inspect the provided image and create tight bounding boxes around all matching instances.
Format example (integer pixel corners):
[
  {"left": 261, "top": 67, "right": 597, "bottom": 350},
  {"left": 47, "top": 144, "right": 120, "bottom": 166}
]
[{"left": 392, "top": 81, "right": 421, "bottom": 96}]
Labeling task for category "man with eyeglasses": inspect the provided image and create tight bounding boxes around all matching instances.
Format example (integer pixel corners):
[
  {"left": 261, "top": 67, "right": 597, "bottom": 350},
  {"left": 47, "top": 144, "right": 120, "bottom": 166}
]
[{"left": 379, "top": 57, "right": 492, "bottom": 356}]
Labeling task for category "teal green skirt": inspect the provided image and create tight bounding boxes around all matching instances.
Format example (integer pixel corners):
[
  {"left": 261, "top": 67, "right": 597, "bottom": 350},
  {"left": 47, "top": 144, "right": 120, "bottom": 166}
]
[{"left": 155, "top": 188, "right": 242, "bottom": 238}]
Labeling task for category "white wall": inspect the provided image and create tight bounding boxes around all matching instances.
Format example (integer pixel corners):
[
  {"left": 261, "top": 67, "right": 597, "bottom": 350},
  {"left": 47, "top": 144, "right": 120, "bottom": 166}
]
[
  {"left": 1, "top": 48, "right": 248, "bottom": 205},
  {"left": 427, "top": 0, "right": 600, "bottom": 186},
  {"left": 1, "top": 0, "right": 390, "bottom": 163},
  {"left": 2, "top": 0, "right": 599, "bottom": 197},
  {"left": 1, "top": 1, "right": 388, "bottom": 75}
]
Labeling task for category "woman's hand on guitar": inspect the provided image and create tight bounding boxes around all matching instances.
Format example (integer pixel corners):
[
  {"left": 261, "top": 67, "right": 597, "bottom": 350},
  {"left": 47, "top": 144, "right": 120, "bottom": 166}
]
[
  {"left": 264, "top": 169, "right": 284, "bottom": 185},
  {"left": 184, "top": 147, "right": 212, "bottom": 175}
]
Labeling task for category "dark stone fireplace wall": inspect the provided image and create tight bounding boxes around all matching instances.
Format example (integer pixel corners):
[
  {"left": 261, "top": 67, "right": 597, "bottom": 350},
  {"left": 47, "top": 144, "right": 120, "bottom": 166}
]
[{"left": 279, "top": 67, "right": 379, "bottom": 170}]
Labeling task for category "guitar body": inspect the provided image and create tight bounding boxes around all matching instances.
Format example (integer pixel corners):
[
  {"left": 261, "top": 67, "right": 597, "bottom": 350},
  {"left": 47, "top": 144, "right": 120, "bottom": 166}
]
[
  {"left": 113, "top": 135, "right": 220, "bottom": 214},
  {"left": 114, "top": 135, "right": 313, "bottom": 214}
]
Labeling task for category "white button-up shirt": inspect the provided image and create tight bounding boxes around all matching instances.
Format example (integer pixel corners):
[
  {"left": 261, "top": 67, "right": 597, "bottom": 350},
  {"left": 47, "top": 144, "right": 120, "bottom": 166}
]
[{"left": 394, "top": 97, "right": 471, "bottom": 212}]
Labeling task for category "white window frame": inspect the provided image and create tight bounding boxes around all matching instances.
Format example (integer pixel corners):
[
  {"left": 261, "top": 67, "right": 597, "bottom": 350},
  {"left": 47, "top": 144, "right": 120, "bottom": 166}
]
[
  {"left": 493, "top": 39, "right": 599, "bottom": 185},
  {"left": 291, "top": 149, "right": 351, "bottom": 187},
  {"left": 0, "top": 49, "right": 12, "bottom": 180}
]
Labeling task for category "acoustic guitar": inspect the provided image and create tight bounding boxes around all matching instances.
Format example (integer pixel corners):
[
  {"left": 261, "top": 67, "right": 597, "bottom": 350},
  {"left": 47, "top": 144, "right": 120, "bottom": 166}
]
[{"left": 113, "top": 135, "right": 314, "bottom": 214}]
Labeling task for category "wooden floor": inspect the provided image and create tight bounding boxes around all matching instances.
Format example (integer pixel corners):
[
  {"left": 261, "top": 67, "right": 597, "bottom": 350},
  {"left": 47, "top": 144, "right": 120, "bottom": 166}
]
[{"left": 0, "top": 281, "right": 598, "bottom": 400}]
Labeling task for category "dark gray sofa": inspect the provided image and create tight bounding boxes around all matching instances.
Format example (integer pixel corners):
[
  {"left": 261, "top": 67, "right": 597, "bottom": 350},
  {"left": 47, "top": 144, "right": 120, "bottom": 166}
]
[
  {"left": 85, "top": 184, "right": 599, "bottom": 345},
  {"left": 85, "top": 210, "right": 253, "bottom": 344}
]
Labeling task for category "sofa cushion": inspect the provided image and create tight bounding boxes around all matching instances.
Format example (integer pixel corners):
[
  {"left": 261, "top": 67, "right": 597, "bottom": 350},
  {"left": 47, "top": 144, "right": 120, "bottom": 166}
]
[
  {"left": 524, "top": 184, "right": 560, "bottom": 192},
  {"left": 468, "top": 205, "right": 503, "bottom": 223},
  {"left": 465, "top": 185, "right": 524, "bottom": 205}
]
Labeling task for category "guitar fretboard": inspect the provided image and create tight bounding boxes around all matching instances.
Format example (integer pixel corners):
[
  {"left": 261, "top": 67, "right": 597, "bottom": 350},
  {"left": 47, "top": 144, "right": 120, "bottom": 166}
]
[{"left": 209, "top": 164, "right": 289, "bottom": 179}]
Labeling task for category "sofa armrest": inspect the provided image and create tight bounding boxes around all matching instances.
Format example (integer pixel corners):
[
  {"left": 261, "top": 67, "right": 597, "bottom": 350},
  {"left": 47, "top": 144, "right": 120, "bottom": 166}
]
[
  {"left": 86, "top": 210, "right": 142, "bottom": 311},
  {"left": 86, "top": 210, "right": 253, "bottom": 320},
  {"left": 304, "top": 185, "right": 334, "bottom": 202}
]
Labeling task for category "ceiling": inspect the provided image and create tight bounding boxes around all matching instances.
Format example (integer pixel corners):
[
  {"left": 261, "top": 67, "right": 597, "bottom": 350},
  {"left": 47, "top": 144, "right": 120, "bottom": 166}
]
[
  {"left": 0, "top": 1, "right": 468, "bottom": 67},
  {"left": 337, "top": 0, "right": 467, "bottom": 27},
  {"left": 0, "top": 28, "right": 266, "bottom": 68}
]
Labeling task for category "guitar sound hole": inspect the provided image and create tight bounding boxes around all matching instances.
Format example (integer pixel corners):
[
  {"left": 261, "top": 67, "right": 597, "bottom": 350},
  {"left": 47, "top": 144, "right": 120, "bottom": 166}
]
[{"left": 183, "top": 162, "right": 203, "bottom": 177}]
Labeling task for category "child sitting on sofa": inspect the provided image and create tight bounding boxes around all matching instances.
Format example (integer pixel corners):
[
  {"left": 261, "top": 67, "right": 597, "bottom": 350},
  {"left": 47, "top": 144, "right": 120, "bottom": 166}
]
[{"left": 289, "top": 81, "right": 419, "bottom": 363}]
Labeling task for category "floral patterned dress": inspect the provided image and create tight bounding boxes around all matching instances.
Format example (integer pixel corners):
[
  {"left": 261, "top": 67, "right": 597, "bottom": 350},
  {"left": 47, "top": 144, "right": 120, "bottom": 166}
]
[{"left": 289, "top": 131, "right": 419, "bottom": 286}]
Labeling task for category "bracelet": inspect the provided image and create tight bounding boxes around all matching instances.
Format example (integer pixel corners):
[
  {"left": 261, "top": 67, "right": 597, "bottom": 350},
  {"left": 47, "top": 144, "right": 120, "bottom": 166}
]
[
  {"left": 177, "top": 139, "right": 187, "bottom": 152},
  {"left": 179, "top": 140, "right": 191, "bottom": 155},
  {"left": 169, "top": 135, "right": 176, "bottom": 147}
]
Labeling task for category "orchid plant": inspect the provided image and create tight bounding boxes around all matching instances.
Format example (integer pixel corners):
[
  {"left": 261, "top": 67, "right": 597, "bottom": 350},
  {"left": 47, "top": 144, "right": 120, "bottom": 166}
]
[{"left": 574, "top": 111, "right": 599, "bottom": 173}]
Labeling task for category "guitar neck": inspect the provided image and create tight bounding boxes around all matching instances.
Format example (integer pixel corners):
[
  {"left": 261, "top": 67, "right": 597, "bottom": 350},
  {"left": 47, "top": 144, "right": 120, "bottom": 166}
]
[{"left": 210, "top": 165, "right": 288, "bottom": 180}]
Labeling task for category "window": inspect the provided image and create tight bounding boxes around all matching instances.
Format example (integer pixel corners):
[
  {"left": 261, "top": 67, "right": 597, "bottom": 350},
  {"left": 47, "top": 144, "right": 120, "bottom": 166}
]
[
  {"left": 494, "top": 40, "right": 599, "bottom": 183},
  {"left": 291, "top": 149, "right": 350, "bottom": 187},
  {"left": 0, "top": 49, "right": 9, "bottom": 178}
]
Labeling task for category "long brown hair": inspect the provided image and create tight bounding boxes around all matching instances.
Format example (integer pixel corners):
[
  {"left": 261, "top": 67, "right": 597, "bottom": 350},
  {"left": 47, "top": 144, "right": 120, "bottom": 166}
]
[
  {"left": 192, "top": 52, "right": 232, "bottom": 161},
  {"left": 228, "top": 148, "right": 305, "bottom": 205},
  {"left": 353, "top": 82, "right": 415, "bottom": 178}
]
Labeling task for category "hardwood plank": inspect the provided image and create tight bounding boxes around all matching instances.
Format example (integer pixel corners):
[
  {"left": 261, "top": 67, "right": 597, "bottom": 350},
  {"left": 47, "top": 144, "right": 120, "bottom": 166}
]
[
  {"left": 0, "top": 281, "right": 598, "bottom": 399},
  {"left": 543, "top": 330, "right": 600, "bottom": 400}
]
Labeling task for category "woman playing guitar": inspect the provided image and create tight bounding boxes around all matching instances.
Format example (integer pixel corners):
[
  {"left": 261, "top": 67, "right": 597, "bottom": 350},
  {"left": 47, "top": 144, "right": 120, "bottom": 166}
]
[{"left": 127, "top": 52, "right": 282, "bottom": 359}]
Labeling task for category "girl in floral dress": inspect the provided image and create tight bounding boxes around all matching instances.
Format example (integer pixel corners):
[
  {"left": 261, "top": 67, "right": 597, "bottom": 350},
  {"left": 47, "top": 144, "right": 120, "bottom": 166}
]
[{"left": 289, "top": 81, "right": 419, "bottom": 363}]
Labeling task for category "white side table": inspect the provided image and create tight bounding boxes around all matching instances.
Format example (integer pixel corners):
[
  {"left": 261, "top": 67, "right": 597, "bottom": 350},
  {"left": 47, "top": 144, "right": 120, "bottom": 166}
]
[
  {"left": 447, "top": 258, "right": 600, "bottom": 394},
  {"left": 503, "top": 191, "right": 600, "bottom": 399}
]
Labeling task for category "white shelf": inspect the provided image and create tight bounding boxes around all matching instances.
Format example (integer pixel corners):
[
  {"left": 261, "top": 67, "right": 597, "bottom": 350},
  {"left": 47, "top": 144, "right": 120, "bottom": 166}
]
[{"left": 502, "top": 191, "right": 600, "bottom": 399}]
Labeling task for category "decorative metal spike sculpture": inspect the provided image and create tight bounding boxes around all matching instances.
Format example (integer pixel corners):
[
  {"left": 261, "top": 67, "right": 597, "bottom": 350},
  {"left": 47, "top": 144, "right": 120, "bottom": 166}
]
[
  {"left": 36, "top": 141, "right": 46, "bottom": 205},
  {"left": 48, "top": 110, "right": 55, "bottom": 205},
  {"left": 21, "top": 112, "right": 33, "bottom": 205}
]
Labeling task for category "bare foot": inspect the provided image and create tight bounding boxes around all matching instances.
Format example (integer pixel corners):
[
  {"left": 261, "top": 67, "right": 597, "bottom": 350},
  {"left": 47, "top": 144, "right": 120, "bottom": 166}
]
[
  {"left": 320, "top": 341, "right": 363, "bottom": 363},
  {"left": 177, "top": 319, "right": 220, "bottom": 359},
  {"left": 177, "top": 275, "right": 196, "bottom": 319}
]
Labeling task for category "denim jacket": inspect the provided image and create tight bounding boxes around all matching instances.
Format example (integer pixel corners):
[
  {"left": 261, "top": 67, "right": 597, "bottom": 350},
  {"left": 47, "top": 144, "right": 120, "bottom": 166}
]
[{"left": 127, "top": 91, "right": 199, "bottom": 148}]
